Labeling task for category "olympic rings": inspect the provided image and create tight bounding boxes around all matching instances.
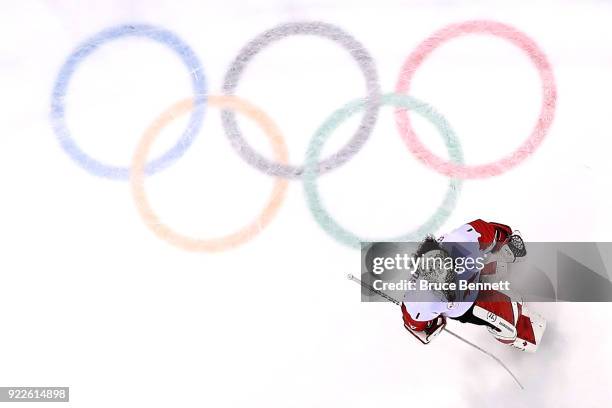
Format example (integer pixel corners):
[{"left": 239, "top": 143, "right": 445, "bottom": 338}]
[
  {"left": 130, "top": 96, "right": 289, "bottom": 252},
  {"left": 51, "top": 20, "right": 556, "bottom": 251},
  {"left": 395, "top": 20, "right": 557, "bottom": 179},
  {"left": 221, "top": 21, "right": 381, "bottom": 179},
  {"left": 50, "top": 23, "right": 207, "bottom": 180},
  {"left": 303, "top": 93, "right": 464, "bottom": 249}
]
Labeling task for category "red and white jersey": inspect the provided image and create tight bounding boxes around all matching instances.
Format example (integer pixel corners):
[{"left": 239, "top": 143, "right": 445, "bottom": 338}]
[{"left": 402, "top": 219, "right": 513, "bottom": 322}]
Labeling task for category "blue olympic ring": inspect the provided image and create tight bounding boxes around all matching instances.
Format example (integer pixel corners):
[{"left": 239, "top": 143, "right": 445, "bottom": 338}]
[{"left": 50, "top": 23, "right": 207, "bottom": 180}]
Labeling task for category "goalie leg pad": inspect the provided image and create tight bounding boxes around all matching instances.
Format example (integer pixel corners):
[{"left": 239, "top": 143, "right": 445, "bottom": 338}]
[
  {"left": 472, "top": 290, "right": 546, "bottom": 352},
  {"left": 511, "top": 305, "right": 546, "bottom": 352},
  {"left": 472, "top": 290, "right": 519, "bottom": 344}
]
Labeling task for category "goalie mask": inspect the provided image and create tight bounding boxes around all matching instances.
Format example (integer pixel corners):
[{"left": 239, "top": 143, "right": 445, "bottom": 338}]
[{"left": 412, "top": 237, "right": 457, "bottom": 302}]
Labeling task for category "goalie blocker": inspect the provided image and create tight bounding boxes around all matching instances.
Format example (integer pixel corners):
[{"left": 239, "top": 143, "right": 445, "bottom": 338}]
[{"left": 401, "top": 303, "right": 446, "bottom": 344}]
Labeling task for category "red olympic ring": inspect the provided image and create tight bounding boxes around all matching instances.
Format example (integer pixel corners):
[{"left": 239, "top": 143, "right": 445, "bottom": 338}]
[{"left": 395, "top": 20, "right": 557, "bottom": 179}]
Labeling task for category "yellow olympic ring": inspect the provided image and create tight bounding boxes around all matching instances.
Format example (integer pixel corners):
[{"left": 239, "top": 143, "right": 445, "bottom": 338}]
[{"left": 130, "top": 96, "right": 289, "bottom": 252}]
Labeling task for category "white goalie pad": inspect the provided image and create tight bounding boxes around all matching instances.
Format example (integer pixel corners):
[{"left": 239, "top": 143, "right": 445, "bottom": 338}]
[
  {"left": 473, "top": 297, "right": 546, "bottom": 352},
  {"left": 511, "top": 305, "right": 546, "bottom": 352},
  {"left": 473, "top": 302, "right": 519, "bottom": 343}
]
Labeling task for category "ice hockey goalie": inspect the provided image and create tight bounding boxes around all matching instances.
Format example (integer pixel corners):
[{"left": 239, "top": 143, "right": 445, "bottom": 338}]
[{"left": 401, "top": 219, "right": 546, "bottom": 352}]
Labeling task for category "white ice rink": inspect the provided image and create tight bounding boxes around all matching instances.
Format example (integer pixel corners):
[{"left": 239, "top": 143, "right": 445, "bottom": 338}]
[{"left": 1, "top": 0, "right": 612, "bottom": 406}]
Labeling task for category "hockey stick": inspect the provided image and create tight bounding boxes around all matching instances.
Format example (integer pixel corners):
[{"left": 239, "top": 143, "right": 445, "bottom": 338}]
[
  {"left": 443, "top": 326, "right": 524, "bottom": 389},
  {"left": 346, "top": 274, "right": 524, "bottom": 390}
]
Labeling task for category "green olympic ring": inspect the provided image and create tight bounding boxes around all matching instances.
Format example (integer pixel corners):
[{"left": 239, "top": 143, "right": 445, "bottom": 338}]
[{"left": 303, "top": 93, "right": 464, "bottom": 248}]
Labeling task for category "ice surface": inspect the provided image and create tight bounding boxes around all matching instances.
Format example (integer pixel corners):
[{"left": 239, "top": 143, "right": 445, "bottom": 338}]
[{"left": 1, "top": 0, "right": 611, "bottom": 407}]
